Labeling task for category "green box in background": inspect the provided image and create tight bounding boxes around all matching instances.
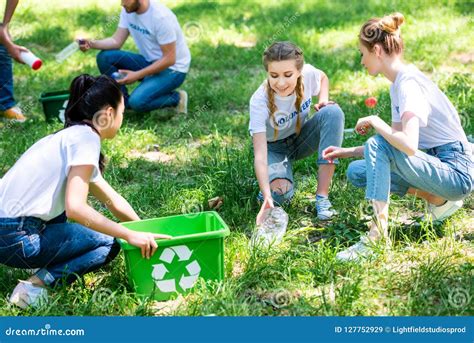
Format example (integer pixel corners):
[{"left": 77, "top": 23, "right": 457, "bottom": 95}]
[
  {"left": 39, "top": 90, "right": 69, "bottom": 123},
  {"left": 119, "top": 211, "right": 230, "bottom": 301}
]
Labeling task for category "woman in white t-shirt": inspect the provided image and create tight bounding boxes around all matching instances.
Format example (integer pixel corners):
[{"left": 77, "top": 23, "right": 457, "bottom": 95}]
[
  {"left": 323, "top": 13, "right": 473, "bottom": 261},
  {"left": 0, "top": 74, "right": 170, "bottom": 308},
  {"left": 250, "top": 41, "right": 345, "bottom": 223}
]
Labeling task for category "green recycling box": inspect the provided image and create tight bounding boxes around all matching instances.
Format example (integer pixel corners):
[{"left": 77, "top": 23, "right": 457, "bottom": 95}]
[
  {"left": 39, "top": 90, "right": 69, "bottom": 123},
  {"left": 119, "top": 211, "right": 230, "bottom": 301}
]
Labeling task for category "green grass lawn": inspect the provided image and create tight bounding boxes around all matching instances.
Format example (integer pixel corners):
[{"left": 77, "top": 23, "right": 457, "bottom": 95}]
[{"left": 0, "top": 0, "right": 472, "bottom": 316}]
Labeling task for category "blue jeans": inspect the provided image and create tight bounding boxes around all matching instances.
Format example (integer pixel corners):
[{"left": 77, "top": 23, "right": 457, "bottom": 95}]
[
  {"left": 0, "top": 213, "right": 120, "bottom": 287},
  {"left": 0, "top": 44, "right": 15, "bottom": 111},
  {"left": 96, "top": 50, "right": 186, "bottom": 112},
  {"left": 347, "top": 134, "right": 474, "bottom": 202},
  {"left": 262, "top": 104, "right": 345, "bottom": 205}
]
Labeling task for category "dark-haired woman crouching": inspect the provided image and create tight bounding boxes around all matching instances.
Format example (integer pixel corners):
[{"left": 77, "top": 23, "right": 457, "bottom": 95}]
[{"left": 0, "top": 74, "right": 171, "bottom": 308}]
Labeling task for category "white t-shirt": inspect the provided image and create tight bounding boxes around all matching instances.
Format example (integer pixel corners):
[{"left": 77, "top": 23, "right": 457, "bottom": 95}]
[
  {"left": 390, "top": 64, "right": 468, "bottom": 149},
  {"left": 249, "top": 64, "right": 322, "bottom": 142},
  {"left": 118, "top": 0, "right": 191, "bottom": 73},
  {"left": 0, "top": 125, "right": 102, "bottom": 221}
]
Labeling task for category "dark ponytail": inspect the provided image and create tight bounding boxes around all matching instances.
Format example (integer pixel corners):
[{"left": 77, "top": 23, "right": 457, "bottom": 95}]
[{"left": 63, "top": 74, "right": 122, "bottom": 174}]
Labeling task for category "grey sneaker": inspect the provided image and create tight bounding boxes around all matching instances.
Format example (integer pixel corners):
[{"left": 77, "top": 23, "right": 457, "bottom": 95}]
[
  {"left": 336, "top": 235, "right": 374, "bottom": 262},
  {"left": 425, "top": 200, "right": 463, "bottom": 222},
  {"left": 316, "top": 196, "right": 337, "bottom": 220},
  {"left": 9, "top": 280, "right": 48, "bottom": 309},
  {"left": 176, "top": 90, "right": 188, "bottom": 114}
]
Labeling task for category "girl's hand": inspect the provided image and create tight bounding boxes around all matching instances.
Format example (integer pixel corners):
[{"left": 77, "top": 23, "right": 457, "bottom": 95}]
[
  {"left": 355, "top": 115, "right": 376, "bottom": 135},
  {"left": 256, "top": 197, "right": 274, "bottom": 225},
  {"left": 117, "top": 69, "right": 140, "bottom": 85},
  {"left": 322, "top": 146, "right": 348, "bottom": 163},
  {"left": 314, "top": 100, "right": 336, "bottom": 112},
  {"left": 126, "top": 231, "right": 172, "bottom": 259}
]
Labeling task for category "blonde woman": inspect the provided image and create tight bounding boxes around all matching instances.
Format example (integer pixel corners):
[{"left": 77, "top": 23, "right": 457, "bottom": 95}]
[
  {"left": 324, "top": 13, "right": 473, "bottom": 261},
  {"left": 249, "top": 41, "right": 345, "bottom": 223}
]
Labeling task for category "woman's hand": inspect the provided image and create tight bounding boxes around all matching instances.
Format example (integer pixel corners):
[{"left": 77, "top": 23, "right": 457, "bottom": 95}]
[
  {"left": 355, "top": 115, "right": 378, "bottom": 135},
  {"left": 314, "top": 100, "right": 336, "bottom": 112},
  {"left": 256, "top": 197, "right": 274, "bottom": 225},
  {"left": 126, "top": 231, "right": 172, "bottom": 259},
  {"left": 322, "top": 146, "right": 350, "bottom": 163}
]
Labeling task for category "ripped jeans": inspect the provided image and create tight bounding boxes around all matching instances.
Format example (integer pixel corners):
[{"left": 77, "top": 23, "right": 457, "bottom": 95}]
[{"left": 260, "top": 104, "right": 345, "bottom": 205}]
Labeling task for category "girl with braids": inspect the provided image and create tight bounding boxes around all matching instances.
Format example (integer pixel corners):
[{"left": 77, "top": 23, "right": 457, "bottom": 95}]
[
  {"left": 0, "top": 74, "right": 170, "bottom": 308},
  {"left": 324, "top": 13, "right": 473, "bottom": 261},
  {"left": 249, "top": 41, "right": 345, "bottom": 223}
]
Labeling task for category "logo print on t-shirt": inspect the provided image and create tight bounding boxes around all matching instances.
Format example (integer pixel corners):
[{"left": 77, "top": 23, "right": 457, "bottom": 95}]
[
  {"left": 129, "top": 23, "right": 151, "bottom": 35},
  {"left": 268, "top": 98, "right": 312, "bottom": 130},
  {"left": 270, "top": 110, "right": 294, "bottom": 131}
]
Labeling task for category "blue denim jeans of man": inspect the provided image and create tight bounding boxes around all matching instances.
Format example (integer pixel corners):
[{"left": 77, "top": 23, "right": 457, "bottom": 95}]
[
  {"left": 347, "top": 134, "right": 474, "bottom": 202},
  {"left": 0, "top": 212, "right": 120, "bottom": 287},
  {"left": 0, "top": 44, "right": 16, "bottom": 111},
  {"left": 96, "top": 50, "right": 186, "bottom": 112},
  {"left": 261, "top": 104, "right": 345, "bottom": 205}
]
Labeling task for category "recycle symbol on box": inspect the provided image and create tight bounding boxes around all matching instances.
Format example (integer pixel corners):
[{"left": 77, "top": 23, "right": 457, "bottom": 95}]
[{"left": 151, "top": 245, "right": 201, "bottom": 293}]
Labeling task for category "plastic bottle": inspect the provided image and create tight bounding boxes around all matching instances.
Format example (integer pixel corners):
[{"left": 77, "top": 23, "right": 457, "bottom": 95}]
[
  {"left": 55, "top": 41, "right": 79, "bottom": 62},
  {"left": 250, "top": 207, "right": 288, "bottom": 248},
  {"left": 111, "top": 71, "right": 127, "bottom": 80},
  {"left": 20, "top": 51, "right": 42, "bottom": 70},
  {"left": 344, "top": 128, "right": 355, "bottom": 138}
]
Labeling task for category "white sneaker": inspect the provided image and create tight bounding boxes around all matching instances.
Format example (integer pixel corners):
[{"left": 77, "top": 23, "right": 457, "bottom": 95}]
[
  {"left": 316, "top": 196, "right": 337, "bottom": 220},
  {"left": 176, "top": 90, "right": 188, "bottom": 114},
  {"left": 426, "top": 200, "right": 463, "bottom": 222},
  {"left": 336, "top": 235, "right": 374, "bottom": 262},
  {"left": 9, "top": 280, "right": 48, "bottom": 309}
]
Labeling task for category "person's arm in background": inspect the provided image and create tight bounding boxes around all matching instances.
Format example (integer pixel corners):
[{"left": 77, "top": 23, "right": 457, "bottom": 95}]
[
  {"left": 2, "top": 0, "right": 18, "bottom": 26},
  {"left": 117, "top": 15, "right": 179, "bottom": 84},
  {"left": 117, "top": 42, "right": 176, "bottom": 85},
  {"left": 0, "top": 0, "right": 27, "bottom": 63},
  {"left": 79, "top": 28, "right": 129, "bottom": 52}
]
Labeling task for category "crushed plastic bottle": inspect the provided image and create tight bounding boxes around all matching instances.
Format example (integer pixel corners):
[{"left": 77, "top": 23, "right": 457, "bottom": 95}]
[{"left": 250, "top": 207, "right": 288, "bottom": 248}]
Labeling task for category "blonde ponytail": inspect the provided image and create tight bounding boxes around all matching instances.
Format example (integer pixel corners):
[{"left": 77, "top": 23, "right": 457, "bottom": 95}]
[
  {"left": 359, "top": 12, "right": 405, "bottom": 55},
  {"left": 294, "top": 75, "right": 304, "bottom": 135},
  {"left": 266, "top": 80, "right": 279, "bottom": 140}
]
